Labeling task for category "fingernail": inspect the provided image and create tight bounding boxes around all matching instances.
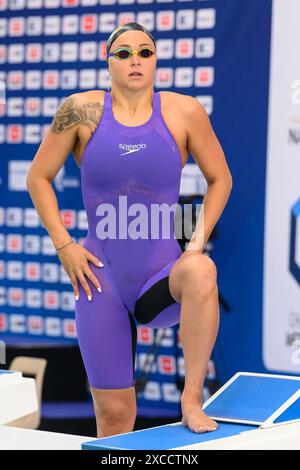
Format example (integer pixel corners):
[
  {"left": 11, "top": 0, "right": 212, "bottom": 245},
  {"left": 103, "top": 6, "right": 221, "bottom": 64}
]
[
  {"left": 75, "top": 295, "right": 79, "bottom": 301},
  {"left": 97, "top": 287, "right": 102, "bottom": 293},
  {"left": 87, "top": 295, "right": 92, "bottom": 301},
  {"left": 98, "top": 261, "right": 104, "bottom": 267}
]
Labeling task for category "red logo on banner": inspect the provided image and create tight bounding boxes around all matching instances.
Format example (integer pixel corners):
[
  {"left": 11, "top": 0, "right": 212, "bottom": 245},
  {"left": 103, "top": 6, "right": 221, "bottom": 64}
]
[
  {"left": 81, "top": 15, "right": 97, "bottom": 33},
  {"left": 44, "top": 71, "right": 59, "bottom": 89},
  {"left": 159, "top": 13, "right": 173, "bottom": 28},
  {"left": 27, "top": 45, "right": 41, "bottom": 62},
  {"left": 159, "top": 356, "right": 175, "bottom": 374},
  {"left": 0, "top": 314, "right": 7, "bottom": 331},
  {"left": 0, "top": 45, "right": 6, "bottom": 62},
  {"left": 60, "top": 210, "right": 76, "bottom": 229},
  {"left": 178, "top": 41, "right": 191, "bottom": 55},
  {"left": 99, "top": 41, "right": 107, "bottom": 60},
  {"left": 9, "top": 289, "right": 23, "bottom": 303},
  {"left": 63, "top": 0, "right": 79, "bottom": 5},
  {"left": 44, "top": 291, "right": 59, "bottom": 309},
  {"left": 7, "top": 234, "right": 22, "bottom": 251},
  {"left": 199, "top": 69, "right": 209, "bottom": 83},
  {"left": 0, "top": 261, "right": 4, "bottom": 277},
  {"left": 25, "top": 263, "right": 40, "bottom": 281},
  {"left": 64, "top": 319, "right": 76, "bottom": 337},
  {"left": 195, "top": 67, "right": 214, "bottom": 86},
  {"left": 9, "top": 72, "right": 23, "bottom": 88},
  {"left": 26, "top": 98, "right": 40, "bottom": 114},
  {"left": 10, "top": 18, "right": 24, "bottom": 36},
  {"left": 28, "top": 316, "right": 43, "bottom": 334},
  {"left": 7, "top": 125, "right": 22, "bottom": 143},
  {"left": 138, "top": 327, "right": 153, "bottom": 345}
]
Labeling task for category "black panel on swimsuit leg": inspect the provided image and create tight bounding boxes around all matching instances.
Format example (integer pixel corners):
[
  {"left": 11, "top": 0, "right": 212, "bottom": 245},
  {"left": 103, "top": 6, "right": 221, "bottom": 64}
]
[
  {"left": 128, "top": 312, "right": 137, "bottom": 385},
  {"left": 133, "top": 276, "right": 176, "bottom": 324}
]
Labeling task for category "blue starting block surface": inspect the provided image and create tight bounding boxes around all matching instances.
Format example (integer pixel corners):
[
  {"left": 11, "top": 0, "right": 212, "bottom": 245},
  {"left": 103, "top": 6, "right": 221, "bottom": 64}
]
[
  {"left": 82, "top": 372, "right": 300, "bottom": 450},
  {"left": 82, "top": 422, "right": 257, "bottom": 450},
  {"left": 273, "top": 396, "right": 300, "bottom": 424},
  {"left": 203, "top": 372, "right": 300, "bottom": 425}
]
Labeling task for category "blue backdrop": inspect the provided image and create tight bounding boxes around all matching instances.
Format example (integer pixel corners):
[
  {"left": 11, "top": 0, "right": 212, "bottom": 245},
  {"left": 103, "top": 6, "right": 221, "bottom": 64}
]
[{"left": 0, "top": 0, "right": 273, "bottom": 415}]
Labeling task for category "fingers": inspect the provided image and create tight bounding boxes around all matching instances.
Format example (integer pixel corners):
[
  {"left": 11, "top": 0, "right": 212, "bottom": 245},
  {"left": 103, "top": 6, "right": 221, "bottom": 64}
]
[
  {"left": 76, "top": 270, "right": 93, "bottom": 301},
  {"left": 69, "top": 248, "right": 105, "bottom": 301},
  {"left": 69, "top": 273, "right": 79, "bottom": 300},
  {"left": 84, "top": 249, "right": 104, "bottom": 268},
  {"left": 73, "top": 265, "right": 102, "bottom": 301},
  {"left": 83, "top": 265, "right": 102, "bottom": 294}
]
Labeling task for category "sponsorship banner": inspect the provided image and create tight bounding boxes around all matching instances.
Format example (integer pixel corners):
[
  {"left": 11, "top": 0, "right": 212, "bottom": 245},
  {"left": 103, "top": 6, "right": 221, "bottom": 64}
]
[
  {"left": 0, "top": 0, "right": 277, "bottom": 414},
  {"left": 0, "top": 0, "right": 217, "bottom": 416},
  {"left": 263, "top": 0, "right": 300, "bottom": 373}
]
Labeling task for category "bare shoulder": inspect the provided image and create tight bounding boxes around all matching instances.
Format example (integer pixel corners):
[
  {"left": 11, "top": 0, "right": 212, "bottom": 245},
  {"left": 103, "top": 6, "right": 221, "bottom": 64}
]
[
  {"left": 75, "top": 89, "right": 105, "bottom": 104},
  {"left": 160, "top": 90, "right": 199, "bottom": 112},
  {"left": 160, "top": 90, "right": 204, "bottom": 130},
  {"left": 165, "top": 92, "right": 210, "bottom": 141},
  {"left": 73, "top": 90, "right": 105, "bottom": 102},
  {"left": 65, "top": 90, "right": 106, "bottom": 167},
  {"left": 51, "top": 90, "right": 105, "bottom": 137},
  {"left": 72, "top": 89, "right": 105, "bottom": 116},
  {"left": 73, "top": 90, "right": 105, "bottom": 107}
]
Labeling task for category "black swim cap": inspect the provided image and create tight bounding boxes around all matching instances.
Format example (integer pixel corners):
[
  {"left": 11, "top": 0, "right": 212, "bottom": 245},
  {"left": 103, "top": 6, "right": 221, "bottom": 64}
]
[{"left": 106, "top": 22, "right": 156, "bottom": 58}]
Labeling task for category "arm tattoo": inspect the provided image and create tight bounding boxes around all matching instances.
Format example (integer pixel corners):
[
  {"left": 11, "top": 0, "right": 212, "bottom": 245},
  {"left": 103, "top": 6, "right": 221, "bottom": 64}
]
[{"left": 50, "top": 96, "right": 104, "bottom": 134}]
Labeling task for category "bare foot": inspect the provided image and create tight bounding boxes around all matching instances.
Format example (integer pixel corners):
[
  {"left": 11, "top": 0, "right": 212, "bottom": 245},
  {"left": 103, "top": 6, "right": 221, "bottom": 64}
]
[{"left": 181, "top": 399, "right": 219, "bottom": 433}]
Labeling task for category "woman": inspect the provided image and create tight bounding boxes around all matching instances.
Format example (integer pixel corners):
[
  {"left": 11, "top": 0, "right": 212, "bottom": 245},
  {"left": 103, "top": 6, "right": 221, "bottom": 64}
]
[{"left": 27, "top": 22, "right": 232, "bottom": 438}]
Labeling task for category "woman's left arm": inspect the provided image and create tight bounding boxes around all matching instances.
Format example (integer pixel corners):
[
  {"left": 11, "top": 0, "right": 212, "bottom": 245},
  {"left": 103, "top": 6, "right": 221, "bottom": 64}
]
[{"left": 183, "top": 96, "right": 233, "bottom": 254}]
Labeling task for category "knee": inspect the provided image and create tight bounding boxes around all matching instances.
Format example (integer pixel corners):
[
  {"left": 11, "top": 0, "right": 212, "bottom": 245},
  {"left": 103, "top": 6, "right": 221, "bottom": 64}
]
[
  {"left": 93, "top": 394, "right": 137, "bottom": 429},
  {"left": 179, "top": 253, "right": 217, "bottom": 294}
]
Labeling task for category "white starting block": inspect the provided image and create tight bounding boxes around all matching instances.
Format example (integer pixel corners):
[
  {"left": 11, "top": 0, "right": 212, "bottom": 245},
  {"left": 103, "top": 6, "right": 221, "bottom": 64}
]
[
  {"left": 0, "top": 369, "right": 38, "bottom": 425},
  {"left": 82, "top": 372, "right": 300, "bottom": 450}
]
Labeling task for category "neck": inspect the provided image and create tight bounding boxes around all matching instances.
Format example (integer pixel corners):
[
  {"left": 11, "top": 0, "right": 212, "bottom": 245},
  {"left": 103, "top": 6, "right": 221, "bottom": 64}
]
[{"left": 110, "top": 88, "right": 154, "bottom": 117}]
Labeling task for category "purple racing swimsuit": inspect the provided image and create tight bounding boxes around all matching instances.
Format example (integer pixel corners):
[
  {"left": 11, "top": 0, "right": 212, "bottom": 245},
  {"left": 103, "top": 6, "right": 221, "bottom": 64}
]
[{"left": 75, "top": 90, "right": 183, "bottom": 389}]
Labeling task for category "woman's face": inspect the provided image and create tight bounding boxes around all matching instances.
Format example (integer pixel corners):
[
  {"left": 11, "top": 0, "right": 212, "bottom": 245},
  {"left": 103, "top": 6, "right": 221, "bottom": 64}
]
[{"left": 107, "top": 30, "right": 157, "bottom": 91}]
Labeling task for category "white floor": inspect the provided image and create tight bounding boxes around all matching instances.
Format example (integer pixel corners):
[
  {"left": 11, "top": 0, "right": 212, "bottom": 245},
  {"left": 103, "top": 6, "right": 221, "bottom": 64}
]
[
  {"left": 2, "top": 421, "right": 300, "bottom": 450},
  {"left": 0, "top": 425, "right": 96, "bottom": 450}
]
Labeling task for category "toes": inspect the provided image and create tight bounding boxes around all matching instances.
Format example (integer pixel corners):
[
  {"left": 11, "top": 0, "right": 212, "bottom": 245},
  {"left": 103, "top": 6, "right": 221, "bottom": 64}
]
[
  {"left": 181, "top": 415, "right": 218, "bottom": 433},
  {"left": 195, "top": 426, "right": 218, "bottom": 433},
  {"left": 184, "top": 422, "right": 218, "bottom": 433},
  {"left": 195, "top": 426, "right": 206, "bottom": 433}
]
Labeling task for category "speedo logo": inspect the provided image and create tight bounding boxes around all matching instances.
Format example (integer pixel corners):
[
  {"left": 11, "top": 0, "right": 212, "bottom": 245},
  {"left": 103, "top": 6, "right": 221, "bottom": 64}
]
[{"left": 119, "top": 143, "right": 147, "bottom": 156}]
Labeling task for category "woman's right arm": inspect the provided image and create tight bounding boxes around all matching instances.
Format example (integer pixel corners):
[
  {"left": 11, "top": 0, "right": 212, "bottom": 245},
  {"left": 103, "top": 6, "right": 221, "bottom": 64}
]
[{"left": 26, "top": 93, "right": 103, "bottom": 301}]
